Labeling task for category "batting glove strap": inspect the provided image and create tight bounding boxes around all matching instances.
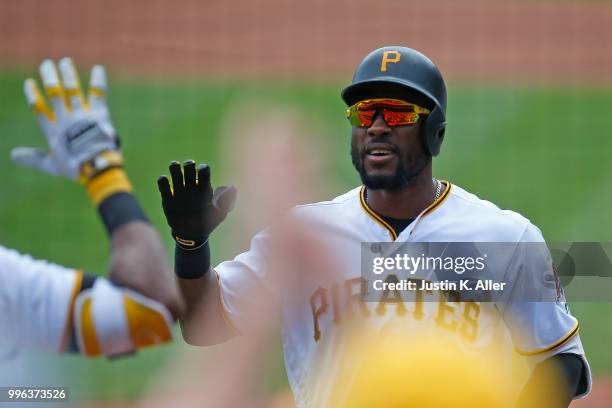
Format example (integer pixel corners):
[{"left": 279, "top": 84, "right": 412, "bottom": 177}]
[
  {"left": 174, "top": 240, "right": 211, "bottom": 279},
  {"left": 79, "top": 150, "right": 125, "bottom": 184},
  {"left": 172, "top": 232, "right": 208, "bottom": 250}
]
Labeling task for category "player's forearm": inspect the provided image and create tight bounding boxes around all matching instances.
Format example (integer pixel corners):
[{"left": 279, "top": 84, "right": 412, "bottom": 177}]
[
  {"left": 13, "top": 59, "right": 180, "bottom": 357},
  {"left": 109, "top": 221, "right": 182, "bottom": 318},
  {"left": 172, "top": 237, "right": 236, "bottom": 344},
  {"left": 85, "top": 170, "right": 183, "bottom": 318},
  {"left": 177, "top": 270, "right": 236, "bottom": 345}
]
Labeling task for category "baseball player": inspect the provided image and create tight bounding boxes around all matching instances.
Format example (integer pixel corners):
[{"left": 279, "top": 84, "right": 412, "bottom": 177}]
[
  {"left": 0, "top": 58, "right": 181, "bottom": 380},
  {"left": 157, "top": 47, "right": 590, "bottom": 407}
]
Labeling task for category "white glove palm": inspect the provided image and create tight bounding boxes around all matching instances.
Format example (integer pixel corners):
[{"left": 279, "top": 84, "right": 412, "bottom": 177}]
[{"left": 12, "top": 58, "right": 119, "bottom": 181}]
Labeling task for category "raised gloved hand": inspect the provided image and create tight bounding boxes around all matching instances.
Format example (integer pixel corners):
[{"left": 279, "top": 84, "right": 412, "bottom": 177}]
[
  {"left": 157, "top": 160, "right": 237, "bottom": 249},
  {"left": 12, "top": 58, "right": 121, "bottom": 183}
]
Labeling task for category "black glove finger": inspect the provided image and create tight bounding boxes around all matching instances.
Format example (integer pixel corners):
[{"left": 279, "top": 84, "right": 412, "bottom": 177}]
[
  {"left": 169, "top": 161, "right": 184, "bottom": 191},
  {"left": 157, "top": 175, "right": 173, "bottom": 202},
  {"left": 197, "top": 163, "right": 213, "bottom": 198},
  {"left": 183, "top": 160, "right": 196, "bottom": 188},
  {"left": 212, "top": 186, "right": 237, "bottom": 214}
]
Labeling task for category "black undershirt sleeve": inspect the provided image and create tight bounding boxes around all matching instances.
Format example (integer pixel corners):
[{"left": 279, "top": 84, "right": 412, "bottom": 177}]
[
  {"left": 548, "top": 353, "right": 585, "bottom": 403},
  {"left": 517, "top": 353, "right": 585, "bottom": 407}
]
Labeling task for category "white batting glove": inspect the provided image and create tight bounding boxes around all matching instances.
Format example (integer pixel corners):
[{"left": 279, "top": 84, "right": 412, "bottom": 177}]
[{"left": 12, "top": 58, "right": 121, "bottom": 182}]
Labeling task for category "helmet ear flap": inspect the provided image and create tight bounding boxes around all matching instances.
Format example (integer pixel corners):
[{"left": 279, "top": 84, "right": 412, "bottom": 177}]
[{"left": 422, "top": 105, "right": 446, "bottom": 156}]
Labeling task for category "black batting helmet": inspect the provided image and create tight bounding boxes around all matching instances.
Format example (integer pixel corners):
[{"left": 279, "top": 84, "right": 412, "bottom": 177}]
[{"left": 341, "top": 46, "right": 447, "bottom": 156}]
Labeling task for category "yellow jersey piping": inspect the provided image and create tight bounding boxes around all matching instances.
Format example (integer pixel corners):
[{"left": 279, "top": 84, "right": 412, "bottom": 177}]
[
  {"left": 359, "top": 186, "right": 398, "bottom": 240},
  {"left": 421, "top": 180, "right": 452, "bottom": 217},
  {"left": 516, "top": 322, "right": 580, "bottom": 356},
  {"left": 358, "top": 181, "right": 452, "bottom": 240}
]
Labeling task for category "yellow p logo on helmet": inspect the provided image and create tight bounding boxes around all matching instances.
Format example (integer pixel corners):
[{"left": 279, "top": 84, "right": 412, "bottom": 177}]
[{"left": 380, "top": 51, "right": 401, "bottom": 72}]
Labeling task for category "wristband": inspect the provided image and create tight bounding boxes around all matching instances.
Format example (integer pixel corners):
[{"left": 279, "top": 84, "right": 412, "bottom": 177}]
[
  {"left": 98, "top": 192, "right": 149, "bottom": 235},
  {"left": 81, "top": 150, "right": 131, "bottom": 206},
  {"left": 80, "top": 151, "right": 148, "bottom": 235},
  {"left": 84, "top": 167, "right": 133, "bottom": 206},
  {"left": 175, "top": 239, "right": 211, "bottom": 279}
]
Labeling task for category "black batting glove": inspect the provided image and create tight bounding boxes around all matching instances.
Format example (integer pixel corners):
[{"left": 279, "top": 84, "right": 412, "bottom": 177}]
[{"left": 157, "top": 160, "right": 237, "bottom": 249}]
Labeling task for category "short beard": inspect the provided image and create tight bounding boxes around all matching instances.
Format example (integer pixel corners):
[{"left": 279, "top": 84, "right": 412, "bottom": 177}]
[{"left": 351, "top": 142, "right": 430, "bottom": 191}]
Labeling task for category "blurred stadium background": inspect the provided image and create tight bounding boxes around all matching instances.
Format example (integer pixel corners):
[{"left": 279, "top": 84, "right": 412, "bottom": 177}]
[{"left": 1, "top": 0, "right": 611, "bottom": 406}]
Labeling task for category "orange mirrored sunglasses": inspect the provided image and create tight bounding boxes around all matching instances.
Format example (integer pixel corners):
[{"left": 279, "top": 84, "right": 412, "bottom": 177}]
[{"left": 346, "top": 98, "right": 430, "bottom": 127}]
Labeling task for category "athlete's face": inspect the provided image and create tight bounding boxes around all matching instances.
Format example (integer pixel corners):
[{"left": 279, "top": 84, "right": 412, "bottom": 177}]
[{"left": 351, "top": 110, "right": 431, "bottom": 191}]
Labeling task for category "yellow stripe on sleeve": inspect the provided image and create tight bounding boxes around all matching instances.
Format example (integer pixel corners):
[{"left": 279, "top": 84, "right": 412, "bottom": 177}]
[
  {"left": 80, "top": 298, "right": 102, "bottom": 357},
  {"left": 516, "top": 322, "right": 580, "bottom": 356}
]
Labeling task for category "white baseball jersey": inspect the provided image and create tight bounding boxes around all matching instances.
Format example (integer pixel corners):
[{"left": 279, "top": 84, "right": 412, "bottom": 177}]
[
  {"left": 215, "top": 183, "right": 591, "bottom": 407},
  {"left": 0, "top": 244, "right": 174, "bottom": 379},
  {"left": 0, "top": 245, "right": 80, "bottom": 384}
]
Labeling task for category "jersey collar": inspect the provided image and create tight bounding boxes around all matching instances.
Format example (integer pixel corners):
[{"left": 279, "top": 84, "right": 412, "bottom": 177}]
[{"left": 359, "top": 181, "right": 452, "bottom": 241}]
